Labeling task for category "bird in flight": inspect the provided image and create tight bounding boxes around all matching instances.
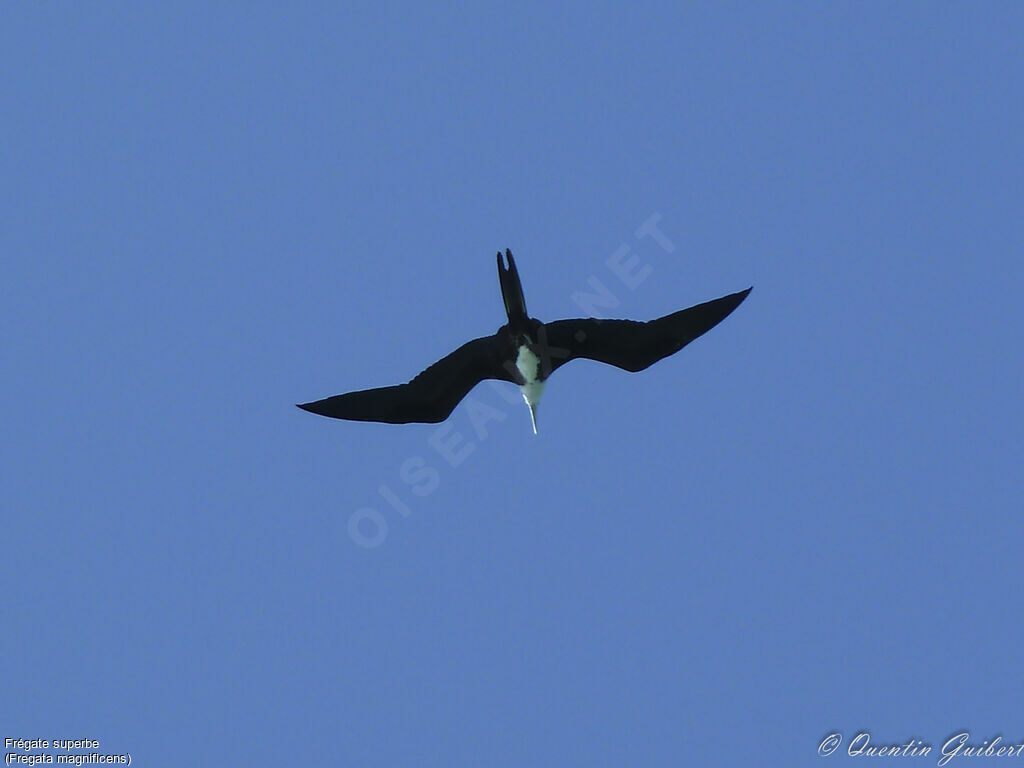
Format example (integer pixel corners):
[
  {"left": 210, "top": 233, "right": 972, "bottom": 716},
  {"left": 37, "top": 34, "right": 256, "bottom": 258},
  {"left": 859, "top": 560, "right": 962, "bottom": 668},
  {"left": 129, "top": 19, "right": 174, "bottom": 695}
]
[{"left": 298, "top": 250, "right": 751, "bottom": 433}]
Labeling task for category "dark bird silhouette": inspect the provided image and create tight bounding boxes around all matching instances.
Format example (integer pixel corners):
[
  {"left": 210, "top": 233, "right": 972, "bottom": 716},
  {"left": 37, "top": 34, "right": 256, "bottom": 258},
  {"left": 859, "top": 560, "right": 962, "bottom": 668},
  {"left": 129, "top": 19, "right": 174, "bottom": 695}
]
[{"left": 298, "top": 250, "right": 751, "bottom": 433}]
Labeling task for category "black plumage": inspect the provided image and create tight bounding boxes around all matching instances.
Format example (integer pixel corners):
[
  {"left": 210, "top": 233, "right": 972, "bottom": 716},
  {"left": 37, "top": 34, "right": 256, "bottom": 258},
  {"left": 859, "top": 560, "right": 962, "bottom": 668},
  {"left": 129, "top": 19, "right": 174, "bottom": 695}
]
[{"left": 298, "top": 250, "right": 750, "bottom": 429}]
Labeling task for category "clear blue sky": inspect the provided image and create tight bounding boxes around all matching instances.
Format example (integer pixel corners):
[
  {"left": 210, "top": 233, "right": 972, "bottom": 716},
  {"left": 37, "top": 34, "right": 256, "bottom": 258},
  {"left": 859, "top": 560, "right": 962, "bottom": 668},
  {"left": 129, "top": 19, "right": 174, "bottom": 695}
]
[{"left": 3, "top": 3, "right": 1022, "bottom": 766}]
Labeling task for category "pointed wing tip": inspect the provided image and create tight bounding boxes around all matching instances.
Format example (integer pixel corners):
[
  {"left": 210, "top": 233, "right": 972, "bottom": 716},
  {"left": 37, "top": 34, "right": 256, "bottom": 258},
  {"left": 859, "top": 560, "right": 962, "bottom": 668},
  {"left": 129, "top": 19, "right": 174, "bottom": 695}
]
[{"left": 727, "top": 286, "right": 753, "bottom": 310}]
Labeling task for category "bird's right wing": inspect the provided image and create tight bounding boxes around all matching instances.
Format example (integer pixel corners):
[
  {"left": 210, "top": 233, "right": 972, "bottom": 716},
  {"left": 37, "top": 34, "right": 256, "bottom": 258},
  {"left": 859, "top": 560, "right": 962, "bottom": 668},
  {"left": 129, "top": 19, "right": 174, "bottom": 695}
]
[
  {"left": 297, "top": 334, "right": 514, "bottom": 424},
  {"left": 539, "top": 287, "right": 752, "bottom": 374}
]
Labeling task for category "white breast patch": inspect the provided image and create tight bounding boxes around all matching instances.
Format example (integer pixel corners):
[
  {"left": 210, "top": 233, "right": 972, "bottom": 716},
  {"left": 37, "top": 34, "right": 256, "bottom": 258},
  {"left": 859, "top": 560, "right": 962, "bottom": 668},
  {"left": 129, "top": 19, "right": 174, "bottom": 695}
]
[{"left": 515, "top": 344, "right": 546, "bottom": 405}]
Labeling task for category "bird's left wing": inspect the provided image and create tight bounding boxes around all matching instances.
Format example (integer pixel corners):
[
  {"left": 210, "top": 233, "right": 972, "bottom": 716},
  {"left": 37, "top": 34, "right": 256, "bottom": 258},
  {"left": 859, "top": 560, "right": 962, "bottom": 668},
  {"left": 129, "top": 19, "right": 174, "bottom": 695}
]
[
  {"left": 297, "top": 333, "right": 514, "bottom": 424},
  {"left": 539, "top": 287, "right": 751, "bottom": 375}
]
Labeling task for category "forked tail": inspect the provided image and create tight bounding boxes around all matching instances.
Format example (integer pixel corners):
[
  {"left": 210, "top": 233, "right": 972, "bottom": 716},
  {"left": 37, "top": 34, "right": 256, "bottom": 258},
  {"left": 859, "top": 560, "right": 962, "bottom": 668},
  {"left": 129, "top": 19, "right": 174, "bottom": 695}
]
[{"left": 497, "top": 249, "right": 529, "bottom": 326}]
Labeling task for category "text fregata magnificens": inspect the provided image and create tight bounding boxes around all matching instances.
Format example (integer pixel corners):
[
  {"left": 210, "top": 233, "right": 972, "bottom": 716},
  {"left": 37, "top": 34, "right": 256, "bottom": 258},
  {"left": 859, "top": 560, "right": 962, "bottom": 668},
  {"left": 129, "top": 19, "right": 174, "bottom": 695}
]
[{"left": 298, "top": 250, "right": 751, "bottom": 433}]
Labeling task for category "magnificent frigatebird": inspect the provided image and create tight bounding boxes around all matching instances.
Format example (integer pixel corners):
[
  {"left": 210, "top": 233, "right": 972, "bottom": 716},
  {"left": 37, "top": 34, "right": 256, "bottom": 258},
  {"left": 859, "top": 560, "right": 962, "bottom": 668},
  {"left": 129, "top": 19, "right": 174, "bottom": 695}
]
[{"left": 298, "top": 250, "right": 751, "bottom": 433}]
